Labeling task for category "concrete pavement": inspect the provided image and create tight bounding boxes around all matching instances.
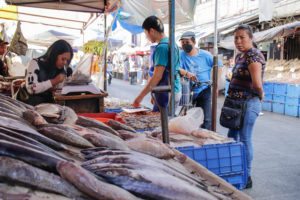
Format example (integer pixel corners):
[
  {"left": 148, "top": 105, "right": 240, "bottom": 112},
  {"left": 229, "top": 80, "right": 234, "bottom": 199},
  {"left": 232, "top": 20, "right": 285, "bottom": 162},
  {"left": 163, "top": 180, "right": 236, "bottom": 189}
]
[{"left": 107, "top": 78, "right": 300, "bottom": 200}]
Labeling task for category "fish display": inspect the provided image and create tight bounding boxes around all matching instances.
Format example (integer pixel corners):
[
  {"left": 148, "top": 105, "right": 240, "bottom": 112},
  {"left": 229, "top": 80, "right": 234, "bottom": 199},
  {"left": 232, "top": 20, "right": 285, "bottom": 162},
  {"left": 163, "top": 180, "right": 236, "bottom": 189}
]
[
  {"left": 107, "top": 120, "right": 136, "bottom": 133},
  {"left": 0, "top": 156, "right": 86, "bottom": 199},
  {"left": 76, "top": 116, "right": 120, "bottom": 136},
  {"left": 57, "top": 160, "right": 141, "bottom": 200},
  {"left": 0, "top": 95, "right": 251, "bottom": 200},
  {"left": 38, "top": 124, "right": 94, "bottom": 148},
  {"left": 82, "top": 149, "right": 228, "bottom": 200}
]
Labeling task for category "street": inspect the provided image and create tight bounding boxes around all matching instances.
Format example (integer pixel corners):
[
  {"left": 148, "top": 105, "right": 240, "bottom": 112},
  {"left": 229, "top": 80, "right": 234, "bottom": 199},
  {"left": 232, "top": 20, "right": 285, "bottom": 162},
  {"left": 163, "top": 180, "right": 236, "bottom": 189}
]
[{"left": 107, "top": 78, "right": 300, "bottom": 200}]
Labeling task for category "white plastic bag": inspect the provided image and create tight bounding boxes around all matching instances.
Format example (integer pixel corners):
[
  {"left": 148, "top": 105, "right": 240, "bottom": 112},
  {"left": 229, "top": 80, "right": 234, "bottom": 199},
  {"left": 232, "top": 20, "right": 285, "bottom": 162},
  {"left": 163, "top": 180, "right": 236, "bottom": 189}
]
[
  {"left": 69, "top": 53, "right": 93, "bottom": 84},
  {"left": 168, "top": 107, "right": 204, "bottom": 135}
]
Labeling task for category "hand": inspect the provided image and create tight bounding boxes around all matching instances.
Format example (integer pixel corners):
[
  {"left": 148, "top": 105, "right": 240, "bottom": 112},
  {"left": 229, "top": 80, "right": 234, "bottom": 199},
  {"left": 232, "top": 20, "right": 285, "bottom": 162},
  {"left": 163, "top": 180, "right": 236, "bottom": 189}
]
[
  {"left": 260, "top": 92, "right": 264, "bottom": 102},
  {"left": 51, "top": 74, "right": 66, "bottom": 86},
  {"left": 187, "top": 72, "right": 198, "bottom": 82},
  {"left": 151, "top": 96, "right": 154, "bottom": 105},
  {"left": 133, "top": 95, "right": 143, "bottom": 108}
]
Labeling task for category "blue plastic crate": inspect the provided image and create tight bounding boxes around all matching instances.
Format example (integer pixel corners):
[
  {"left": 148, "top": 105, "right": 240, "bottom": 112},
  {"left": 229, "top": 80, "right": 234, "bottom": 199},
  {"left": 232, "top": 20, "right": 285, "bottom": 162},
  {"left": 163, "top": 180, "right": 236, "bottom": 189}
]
[
  {"left": 220, "top": 173, "right": 247, "bottom": 190},
  {"left": 284, "top": 104, "right": 298, "bottom": 117},
  {"left": 286, "top": 84, "right": 300, "bottom": 97},
  {"left": 176, "top": 142, "right": 247, "bottom": 177},
  {"left": 263, "top": 82, "right": 274, "bottom": 94},
  {"left": 273, "top": 83, "right": 287, "bottom": 95},
  {"left": 136, "top": 128, "right": 155, "bottom": 132},
  {"left": 264, "top": 94, "right": 273, "bottom": 101},
  {"left": 285, "top": 96, "right": 299, "bottom": 105},
  {"left": 262, "top": 101, "right": 272, "bottom": 112},
  {"left": 273, "top": 95, "right": 285, "bottom": 103},
  {"left": 272, "top": 102, "right": 285, "bottom": 114},
  {"left": 104, "top": 108, "right": 123, "bottom": 113}
]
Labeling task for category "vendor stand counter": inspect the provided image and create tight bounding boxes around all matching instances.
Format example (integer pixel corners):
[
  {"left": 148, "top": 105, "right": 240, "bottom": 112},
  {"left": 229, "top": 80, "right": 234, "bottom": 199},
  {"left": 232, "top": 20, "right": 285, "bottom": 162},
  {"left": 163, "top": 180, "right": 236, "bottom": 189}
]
[{"left": 54, "top": 92, "right": 108, "bottom": 113}]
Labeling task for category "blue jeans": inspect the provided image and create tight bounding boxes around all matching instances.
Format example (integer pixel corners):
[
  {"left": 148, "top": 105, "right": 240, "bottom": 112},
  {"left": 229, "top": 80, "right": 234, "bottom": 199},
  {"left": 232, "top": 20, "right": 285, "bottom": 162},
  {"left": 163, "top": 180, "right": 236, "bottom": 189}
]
[
  {"left": 193, "top": 86, "right": 212, "bottom": 130},
  {"left": 228, "top": 97, "right": 261, "bottom": 177}
]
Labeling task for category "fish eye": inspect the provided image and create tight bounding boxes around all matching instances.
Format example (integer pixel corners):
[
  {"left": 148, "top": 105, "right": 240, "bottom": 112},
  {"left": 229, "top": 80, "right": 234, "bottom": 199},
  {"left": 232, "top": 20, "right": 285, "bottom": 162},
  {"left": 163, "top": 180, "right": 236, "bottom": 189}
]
[{"left": 106, "top": 171, "right": 113, "bottom": 175}]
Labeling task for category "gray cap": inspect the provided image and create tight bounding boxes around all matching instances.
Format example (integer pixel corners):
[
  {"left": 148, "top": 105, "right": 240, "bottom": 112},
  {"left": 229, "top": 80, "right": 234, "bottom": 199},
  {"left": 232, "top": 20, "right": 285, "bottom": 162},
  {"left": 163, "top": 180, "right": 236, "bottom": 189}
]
[{"left": 180, "top": 31, "right": 195, "bottom": 40}]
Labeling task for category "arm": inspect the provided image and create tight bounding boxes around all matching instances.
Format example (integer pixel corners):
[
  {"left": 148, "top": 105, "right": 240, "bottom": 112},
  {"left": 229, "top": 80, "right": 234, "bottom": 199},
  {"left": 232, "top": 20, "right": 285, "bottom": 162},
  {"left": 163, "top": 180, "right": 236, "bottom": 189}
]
[
  {"left": 248, "top": 62, "right": 264, "bottom": 101},
  {"left": 133, "top": 66, "right": 165, "bottom": 107},
  {"left": 26, "top": 60, "right": 65, "bottom": 94},
  {"left": 179, "top": 68, "right": 198, "bottom": 81}
]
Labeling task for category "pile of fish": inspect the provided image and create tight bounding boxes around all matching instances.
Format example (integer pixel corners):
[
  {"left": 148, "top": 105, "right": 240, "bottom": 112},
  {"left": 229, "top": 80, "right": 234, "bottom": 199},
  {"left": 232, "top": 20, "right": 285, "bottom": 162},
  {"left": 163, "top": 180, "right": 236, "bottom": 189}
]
[
  {"left": 0, "top": 94, "right": 251, "bottom": 200},
  {"left": 104, "top": 97, "right": 132, "bottom": 109},
  {"left": 124, "top": 116, "right": 161, "bottom": 130},
  {"left": 151, "top": 128, "right": 235, "bottom": 148}
]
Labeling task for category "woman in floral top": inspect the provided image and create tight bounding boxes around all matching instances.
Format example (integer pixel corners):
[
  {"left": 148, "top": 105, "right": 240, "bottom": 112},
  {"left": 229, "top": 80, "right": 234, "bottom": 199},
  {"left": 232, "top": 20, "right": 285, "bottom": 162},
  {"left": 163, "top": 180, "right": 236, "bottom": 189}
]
[{"left": 227, "top": 24, "right": 265, "bottom": 189}]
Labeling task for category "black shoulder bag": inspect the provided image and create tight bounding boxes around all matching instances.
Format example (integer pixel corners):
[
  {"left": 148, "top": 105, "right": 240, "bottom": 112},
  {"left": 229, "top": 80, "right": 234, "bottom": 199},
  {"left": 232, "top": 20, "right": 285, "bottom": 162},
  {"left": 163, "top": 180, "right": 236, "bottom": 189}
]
[{"left": 219, "top": 96, "right": 250, "bottom": 130}]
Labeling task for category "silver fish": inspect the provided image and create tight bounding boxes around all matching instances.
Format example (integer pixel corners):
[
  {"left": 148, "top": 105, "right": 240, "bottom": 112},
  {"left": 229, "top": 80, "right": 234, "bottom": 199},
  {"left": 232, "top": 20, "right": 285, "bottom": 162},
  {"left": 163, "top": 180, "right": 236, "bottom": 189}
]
[
  {"left": 57, "top": 160, "right": 141, "bottom": 200},
  {"left": 0, "top": 156, "right": 86, "bottom": 199},
  {"left": 76, "top": 116, "right": 120, "bottom": 136}
]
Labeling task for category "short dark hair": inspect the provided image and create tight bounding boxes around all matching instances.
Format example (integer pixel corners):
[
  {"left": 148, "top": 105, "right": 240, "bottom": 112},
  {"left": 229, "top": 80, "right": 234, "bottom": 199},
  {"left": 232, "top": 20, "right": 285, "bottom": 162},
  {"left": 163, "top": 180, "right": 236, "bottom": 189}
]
[
  {"left": 234, "top": 24, "right": 253, "bottom": 38},
  {"left": 40, "top": 39, "right": 73, "bottom": 67},
  {"left": 142, "top": 16, "right": 164, "bottom": 33}
]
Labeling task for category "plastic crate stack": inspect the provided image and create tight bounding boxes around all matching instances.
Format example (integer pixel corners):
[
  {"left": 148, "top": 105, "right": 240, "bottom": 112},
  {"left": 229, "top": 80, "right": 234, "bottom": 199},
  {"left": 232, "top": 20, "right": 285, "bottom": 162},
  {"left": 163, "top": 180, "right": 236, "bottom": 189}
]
[
  {"left": 262, "top": 82, "right": 300, "bottom": 117},
  {"left": 176, "top": 142, "right": 247, "bottom": 190}
]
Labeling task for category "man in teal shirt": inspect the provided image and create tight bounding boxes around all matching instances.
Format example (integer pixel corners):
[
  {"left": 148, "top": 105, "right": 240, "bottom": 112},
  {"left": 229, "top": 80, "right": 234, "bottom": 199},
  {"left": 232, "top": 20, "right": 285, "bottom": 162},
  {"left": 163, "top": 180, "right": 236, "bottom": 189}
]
[{"left": 133, "top": 16, "right": 181, "bottom": 111}]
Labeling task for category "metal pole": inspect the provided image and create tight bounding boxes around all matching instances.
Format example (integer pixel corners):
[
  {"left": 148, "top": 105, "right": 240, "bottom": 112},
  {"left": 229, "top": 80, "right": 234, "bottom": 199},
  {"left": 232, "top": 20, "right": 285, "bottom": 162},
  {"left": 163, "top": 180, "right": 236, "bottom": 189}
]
[
  {"left": 104, "top": 14, "right": 107, "bottom": 91},
  {"left": 212, "top": 0, "right": 219, "bottom": 132},
  {"left": 168, "top": 0, "right": 175, "bottom": 117}
]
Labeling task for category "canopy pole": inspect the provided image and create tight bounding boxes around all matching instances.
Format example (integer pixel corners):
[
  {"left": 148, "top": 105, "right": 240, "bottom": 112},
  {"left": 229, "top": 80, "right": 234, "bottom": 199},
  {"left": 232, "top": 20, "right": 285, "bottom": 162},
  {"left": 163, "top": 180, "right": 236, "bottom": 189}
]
[
  {"left": 212, "top": 0, "right": 219, "bottom": 132},
  {"left": 168, "top": 0, "right": 175, "bottom": 118},
  {"left": 104, "top": 14, "right": 107, "bottom": 91}
]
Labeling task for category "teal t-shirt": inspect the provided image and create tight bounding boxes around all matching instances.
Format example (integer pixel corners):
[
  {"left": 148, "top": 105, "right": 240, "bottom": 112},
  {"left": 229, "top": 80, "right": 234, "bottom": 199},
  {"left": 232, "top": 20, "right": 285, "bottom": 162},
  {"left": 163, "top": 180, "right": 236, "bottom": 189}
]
[{"left": 154, "top": 37, "right": 181, "bottom": 93}]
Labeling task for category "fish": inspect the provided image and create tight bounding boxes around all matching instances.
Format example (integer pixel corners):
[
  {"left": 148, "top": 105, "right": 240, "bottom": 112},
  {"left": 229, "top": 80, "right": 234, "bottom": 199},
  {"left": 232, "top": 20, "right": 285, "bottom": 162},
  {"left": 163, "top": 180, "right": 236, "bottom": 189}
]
[
  {"left": 107, "top": 120, "right": 136, "bottom": 133},
  {"left": 0, "top": 111, "right": 34, "bottom": 126},
  {"left": 84, "top": 149, "right": 129, "bottom": 160},
  {"left": 76, "top": 116, "right": 120, "bottom": 137},
  {"left": 0, "top": 127, "right": 70, "bottom": 161},
  {"left": 0, "top": 192, "right": 31, "bottom": 200},
  {"left": 35, "top": 103, "right": 63, "bottom": 118},
  {"left": 63, "top": 106, "right": 78, "bottom": 124},
  {"left": 0, "top": 94, "right": 33, "bottom": 110},
  {"left": 0, "top": 156, "right": 86, "bottom": 199},
  {"left": 94, "top": 167, "right": 217, "bottom": 200},
  {"left": 90, "top": 127, "right": 123, "bottom": 140},
  {"left": 0, "top": 98, "right": 26, "bottom": 113},
  {"left": 0, "top": 106, "right": 22, "bottom": 117},
  {"left": 0, "top": 116, "right": 67, "bottom": 151},
  {"left": 81, "top": 147, "right": 122, "bottom": 155},
  {"left": 117, "top": 130, "right": 138, "bottom": 140},
  {"left": 0, "top": 101, "right": 23, "bottom": 116},
  {"left": 23, "top": 110, "right": 48, "bottom": 127},
  {"left": 0, "top": 140, "right": 62, "bottom": 172},
  {"left": 38, "top": 124, "right": 94, "bottom": 148},
  {"left": 125, "top": 136, "right": 175, "bottom": 159},
  {"left": 82, "top": 133, "right": 129, "bottom": 150},
  {"left": 56, "top": 160, "right": 141, "bottom": 200}
]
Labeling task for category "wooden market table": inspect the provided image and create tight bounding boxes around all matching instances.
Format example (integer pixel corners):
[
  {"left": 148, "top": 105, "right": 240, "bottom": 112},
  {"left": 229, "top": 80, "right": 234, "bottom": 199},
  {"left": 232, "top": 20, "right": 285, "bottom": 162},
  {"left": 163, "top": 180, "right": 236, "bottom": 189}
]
[{"left": 54, "top": 92, "right": 108, "bottom": 113}]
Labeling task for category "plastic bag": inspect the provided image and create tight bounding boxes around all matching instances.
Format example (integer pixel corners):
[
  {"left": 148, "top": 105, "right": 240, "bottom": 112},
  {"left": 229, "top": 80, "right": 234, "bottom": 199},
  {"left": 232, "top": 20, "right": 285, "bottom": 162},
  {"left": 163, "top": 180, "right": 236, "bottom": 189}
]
[
  {"left": 168, "top": 107, "right": 204, "bottom": 135},
  {"left": 8, "top": 21, "right": 28, "bottom": 56},
  {"left": 68, "top": 53, "right": 93, "bottom": 84}
]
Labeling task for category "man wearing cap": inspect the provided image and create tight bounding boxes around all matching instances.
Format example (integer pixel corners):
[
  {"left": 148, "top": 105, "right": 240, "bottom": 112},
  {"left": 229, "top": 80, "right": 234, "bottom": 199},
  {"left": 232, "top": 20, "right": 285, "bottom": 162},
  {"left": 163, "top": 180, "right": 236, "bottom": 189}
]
[
  {"left": 179, "top": 31, "right": 222, "bottom": 130},
  {"left": 0, "top": 39, "right": 9, "bottom": 77},
  {"left": 133, "top": 15, "right": 182, "bottom": 112}
]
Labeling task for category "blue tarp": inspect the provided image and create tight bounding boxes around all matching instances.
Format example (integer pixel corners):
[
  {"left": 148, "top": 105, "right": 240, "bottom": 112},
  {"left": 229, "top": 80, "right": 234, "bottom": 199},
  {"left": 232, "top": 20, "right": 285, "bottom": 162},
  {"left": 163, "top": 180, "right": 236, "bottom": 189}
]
[{"left": 112, "top": 10, "right": 144, "bottom": 34}]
